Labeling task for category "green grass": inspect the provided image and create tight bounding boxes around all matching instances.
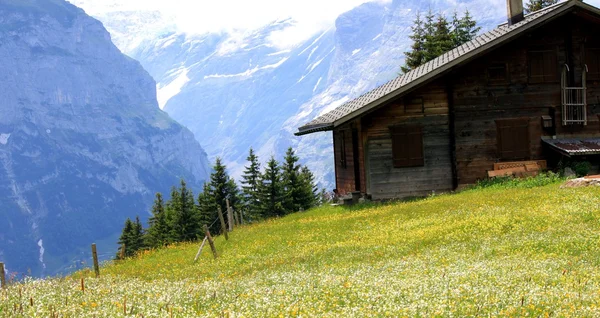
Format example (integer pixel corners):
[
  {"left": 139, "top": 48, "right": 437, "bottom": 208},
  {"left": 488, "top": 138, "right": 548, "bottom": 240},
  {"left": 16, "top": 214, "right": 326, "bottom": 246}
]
[{"left": 2, "top": 181, "right": 600, "bottom": 317}]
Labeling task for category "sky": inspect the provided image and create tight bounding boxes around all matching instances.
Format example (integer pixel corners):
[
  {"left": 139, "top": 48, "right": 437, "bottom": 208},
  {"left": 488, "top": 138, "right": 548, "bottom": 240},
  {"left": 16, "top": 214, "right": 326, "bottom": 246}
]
[{"left": 70, "top": 0, "right": 390, "bottom": 49}]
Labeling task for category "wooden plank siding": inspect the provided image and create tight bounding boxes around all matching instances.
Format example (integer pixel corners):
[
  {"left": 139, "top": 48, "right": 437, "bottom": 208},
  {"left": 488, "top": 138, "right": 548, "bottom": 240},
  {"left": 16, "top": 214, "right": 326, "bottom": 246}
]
[
  {"left": 332, "top": 119, "right": 366, "bottom": 196},
  {"left": 450, "top": 15, "right": 600, "bottom": 185},
  {"left": 361, "top": 80, "right": 453, "bottom": 200}
]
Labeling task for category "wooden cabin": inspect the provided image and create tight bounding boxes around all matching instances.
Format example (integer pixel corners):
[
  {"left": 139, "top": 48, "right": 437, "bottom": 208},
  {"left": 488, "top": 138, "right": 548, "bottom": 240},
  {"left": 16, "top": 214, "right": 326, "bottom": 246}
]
[{"left": 296, "top": 0, "right": 600, "bottom": 200}]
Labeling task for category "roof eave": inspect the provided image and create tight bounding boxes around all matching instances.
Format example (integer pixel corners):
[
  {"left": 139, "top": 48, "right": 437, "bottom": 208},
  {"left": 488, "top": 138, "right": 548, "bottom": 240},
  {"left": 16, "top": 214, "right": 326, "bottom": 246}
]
[{"left": 295, "top": 123, "right": 334, "bottom": 136}]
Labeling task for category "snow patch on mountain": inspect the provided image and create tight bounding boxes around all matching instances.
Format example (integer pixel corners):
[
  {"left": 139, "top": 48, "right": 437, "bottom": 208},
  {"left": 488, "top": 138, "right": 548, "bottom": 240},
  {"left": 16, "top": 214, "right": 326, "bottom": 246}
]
[{"left": 157, "top": 68, "right": 190, "bottom": 109}]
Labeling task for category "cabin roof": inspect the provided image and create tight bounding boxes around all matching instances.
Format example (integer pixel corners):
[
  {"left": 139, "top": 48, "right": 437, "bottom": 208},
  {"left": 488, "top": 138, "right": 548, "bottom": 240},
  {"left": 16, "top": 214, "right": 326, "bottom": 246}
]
[{"left": 296, "top": 0, "right": 598, "bottom": 136}]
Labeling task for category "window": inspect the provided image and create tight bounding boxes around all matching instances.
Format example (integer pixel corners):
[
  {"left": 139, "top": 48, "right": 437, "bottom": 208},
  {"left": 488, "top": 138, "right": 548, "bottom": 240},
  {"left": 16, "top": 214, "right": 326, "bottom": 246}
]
[
  {"left": 528, "top": 49, "right": 558, "bottom": 83},
  {"left": 390, "top": 125, "right": 424, "bottom": 168},
  {"left": 336, "top": 130, "right": 347, "bottom": 168},
  {"left": 487, "top": 63, "right": 509, "bottom": 84},
  {"left": 585, "top": 48, "right": 600, "bottom": 81},
  {"left": 496, "top": 118, "right": 530, "bottom": 160}
]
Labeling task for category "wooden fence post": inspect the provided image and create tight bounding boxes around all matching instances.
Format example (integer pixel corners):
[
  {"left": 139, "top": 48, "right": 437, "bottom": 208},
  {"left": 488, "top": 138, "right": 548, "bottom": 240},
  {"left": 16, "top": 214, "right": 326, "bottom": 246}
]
[
  {"left": 0, "top": 262, "right": 6, "bottom": 289},
  {"left": 235, "top": 209, "right": 241, "bottom": 226},
  {"left": 193, "top": 236, "right": 208, "bottom": 262},
  {"left": 217, "top": 206, "right": 229, "bottom": 240},
  {"left": 91, "top": 244, "right": 100, "bottom": 278},
  {"left": 203, "top": 225, "right": 218, "bottom": 259},
  {"left": 226, "top": 199, "right": 233, "bottom": 231}
]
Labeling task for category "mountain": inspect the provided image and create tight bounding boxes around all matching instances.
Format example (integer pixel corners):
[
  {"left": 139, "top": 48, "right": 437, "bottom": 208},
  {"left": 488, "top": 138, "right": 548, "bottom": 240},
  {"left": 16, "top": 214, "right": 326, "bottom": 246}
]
[
  {"left": 72, "top": 0, "right": 508, "bottom": 189},
  {"left": 0, "top": 0, "right": 210, "bottom": 277}
]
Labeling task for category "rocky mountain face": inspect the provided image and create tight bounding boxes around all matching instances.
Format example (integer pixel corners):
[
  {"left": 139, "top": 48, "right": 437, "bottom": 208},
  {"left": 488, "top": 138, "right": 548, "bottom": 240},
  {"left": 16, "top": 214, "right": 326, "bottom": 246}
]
[
  {"left": 0, "top": 0, "right": 210, "bottom": 276},
  {"left": 73, "top": 0, "right": 509, "bottom": 190}
]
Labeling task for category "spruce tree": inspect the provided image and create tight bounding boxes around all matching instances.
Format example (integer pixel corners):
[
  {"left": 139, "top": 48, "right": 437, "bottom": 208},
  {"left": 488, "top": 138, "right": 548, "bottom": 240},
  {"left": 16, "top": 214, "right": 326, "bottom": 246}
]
[
  {"left": 524, "top": 0, "right": 558, "bottom": 14},
  {"left": 116, "top": 218, "right": 134, "bottom": 259},
  {"left": 146, "top": 193, "right": 170, "bottom": 248},
  {"left": 241, "top": 148, "right": 261, "bottom": 219},
  {"left": 281, "top": 147, "right": 303, "bottom": 214},
  {"left": 298, "top": 166, "right": 319, "bottom": 211},
  {"left": 258, "top": 156, "right": 285, "bottom": 217},
  {"left": 422, "top": 9, "right": 438, "bottom": 63},
  {"left": 431, "top": 14, "right": 453, "bottom": 58},
  {"left": 452, "top": 10, "right": 480, "bottom": 48},
  {"left": 165, "top": 186, "right": 180, "bottom": 242},
  {"left": 132, "top": 216, "right": 145, "bottom": 252},
  {"left": 170, "top": 179, "right": 200, "bottom": 242},
  {"left": 402, "top": 12, "right": 426, "bottom": 73},
  {"left": 197, "top": 183, "right": 218, "bottom": 234}
]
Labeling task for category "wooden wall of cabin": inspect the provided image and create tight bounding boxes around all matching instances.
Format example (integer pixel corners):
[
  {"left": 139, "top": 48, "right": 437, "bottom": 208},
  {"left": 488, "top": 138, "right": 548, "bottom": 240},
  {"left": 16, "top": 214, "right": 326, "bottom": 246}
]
[
  {"left": 332, "top": 120, "right": 366, "bottom": 196},
  {"left": 361, "top": 80, "right": 453, "bottom": 200},
  {"left": 450, "top": 15, "right": 600, "bottom": 185}
]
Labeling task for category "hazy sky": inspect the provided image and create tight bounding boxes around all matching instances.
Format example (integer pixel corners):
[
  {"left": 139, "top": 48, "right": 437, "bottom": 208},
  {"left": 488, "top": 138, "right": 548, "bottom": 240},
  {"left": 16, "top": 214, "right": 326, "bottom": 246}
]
[{"left": 71, "top": 0, "right": 391, "bottom": 48}]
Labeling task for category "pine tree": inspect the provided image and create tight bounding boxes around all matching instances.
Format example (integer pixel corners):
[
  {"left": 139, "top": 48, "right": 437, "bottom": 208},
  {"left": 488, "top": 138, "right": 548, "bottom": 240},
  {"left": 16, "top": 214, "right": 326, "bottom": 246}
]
[
  {"left": 116, "top": 218, "right": 134, "bottom": 259},
  {"left": 131, "top": 216, "right": 145, "bottom": 252},
  {"left": 165, "top": 186, "right": 180, "bottom": 242},
  {"left": 422, "top": 9, "right": 438, "bottom": 63},
  {"left": 431, "top": 14, "right": 453, "bottom": 58},
  {"left": 241, "top": 148, "right": 261, "bottom": 219},
  {"left": 402, "top": 12, "right": 426, "bottom": 73},
  {"left": 452, "top": 10, "right": 480, "bottom": 48},
  {"left": 145, "top": 193, "right": 170, "bottom": 248},
  {"left": 524, "top": 0, "right": 558, "bottom": 14},
  {"left": 281, "top": 147, "right": 303, "bottom": 214},
  {"left": 170, "top": 179, "right": 200, "bottom": 242},
  {"left": 197, "top": 183, "right": 218, "bottom": 233},
  {"left": 258, "top": 156, "right": 285, "bottom": 217},
  {"left": 298, "top": 166, "right": 319, "bottom": 211}
]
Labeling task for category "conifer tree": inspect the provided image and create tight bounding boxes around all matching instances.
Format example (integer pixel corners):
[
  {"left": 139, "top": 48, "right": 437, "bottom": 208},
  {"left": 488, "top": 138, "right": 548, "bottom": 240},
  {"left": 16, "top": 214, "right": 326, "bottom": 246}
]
[
  {"left": 524, "top": 0, "right": 558, "bottom": 14},
  {"left": 132, "top": 216, "right": 145, "bottom": 252},
  {"left": 197, "top": 183, "right": 218, "bottom": 233},
  {"left": 431, "top": 14, "right": 453, "bottom": 58},
  {"left": 281, "top": 147, "right": 303, "bottom": 214},
  {"left": 116, "top": 218, "right": 134, "bottom": 259},
  {"left": 452, "top": 10, "right": 480, "bottom": 48},
  {"left": 241, "top": 148, "right": 261, "bottom": 219},
  {"left": 258, "top": 156, "right": 285, "bottom": 217},
  {"left": 298, "top": 166, "right": 319, "bottom": 210},
  {"left": 402, "top": 12, "right": 426, "bottom": 73},
  {"left": 170, "top": 179, "right": 200, "bottom": 242},
  {"left": 422, "top": 9, "right": 438, "bottom": 63},
  {"left": 146, "top": 193, "right": 170, "bottom": 248}
]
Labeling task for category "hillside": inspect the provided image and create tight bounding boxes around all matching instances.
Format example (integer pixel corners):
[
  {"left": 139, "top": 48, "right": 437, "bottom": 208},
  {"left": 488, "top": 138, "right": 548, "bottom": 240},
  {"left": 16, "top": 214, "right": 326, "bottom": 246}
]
[{"left": 2, "top": 182, "right": 600, "bottom": 316}]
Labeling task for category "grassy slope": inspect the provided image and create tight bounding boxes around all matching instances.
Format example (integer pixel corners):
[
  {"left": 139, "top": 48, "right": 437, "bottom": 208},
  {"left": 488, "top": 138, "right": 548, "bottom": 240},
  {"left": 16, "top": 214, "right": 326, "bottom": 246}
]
[{"left": 2, "top": 183, "right": 600, "bottom": 317}]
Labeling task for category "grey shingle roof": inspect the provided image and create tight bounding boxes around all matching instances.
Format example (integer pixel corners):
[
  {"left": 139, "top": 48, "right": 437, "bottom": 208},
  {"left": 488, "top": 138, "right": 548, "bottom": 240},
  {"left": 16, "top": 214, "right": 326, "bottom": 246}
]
[{"left": 296, "top": 1, "right": 579, "bottom": 136}]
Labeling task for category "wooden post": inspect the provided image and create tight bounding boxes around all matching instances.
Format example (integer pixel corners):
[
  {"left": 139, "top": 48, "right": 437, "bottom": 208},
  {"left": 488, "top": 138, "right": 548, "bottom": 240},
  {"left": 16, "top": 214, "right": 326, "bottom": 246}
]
[
  {"left": 193, "top": 236, "right": 208, "bottom": 262},
  {"left": 226, "top": 199, "right": 233, "bottom": 231},
  {"left": 239, "top": 209, "right": 244, "bottom": 225},
  {"left": 0, "top": 262, "right": 5, "bottom": 289},
  {"left": 91, "top": 244, "right": 100, "bottom": 278},
  {"left": 203, "top": 225, "right": 218, "bottom": 259},
  {"left": 217, "top": 207, "right": 228, "bottom": 240},
  {"left": 235, "top": 209, "right": 241, "bottom": 226}
]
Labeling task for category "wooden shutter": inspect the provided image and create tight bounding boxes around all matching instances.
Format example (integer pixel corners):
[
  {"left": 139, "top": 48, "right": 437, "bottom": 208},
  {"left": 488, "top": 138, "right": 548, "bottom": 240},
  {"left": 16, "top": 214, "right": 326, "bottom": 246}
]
[
  {"left": 338, "top": 130, "right": 347, "bottom": 169},
  {"left": 391, "top": 125, "right": 424, "bottom": 168},
  {"left": 496, "top": 118, "right": 530, "bottom": 160},
  {"left": 586, "top": 48, "right": 600, "bottom": 80},
  {"left": 528, "top": 50, "right": 558, "bottom": 83}
]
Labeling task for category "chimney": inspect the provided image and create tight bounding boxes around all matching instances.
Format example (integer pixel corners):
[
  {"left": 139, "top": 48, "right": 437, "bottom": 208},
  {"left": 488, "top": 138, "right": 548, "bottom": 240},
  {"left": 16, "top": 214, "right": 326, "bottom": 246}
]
[{"left": 507, "top": 0, "right": 524, "bottom": 26}]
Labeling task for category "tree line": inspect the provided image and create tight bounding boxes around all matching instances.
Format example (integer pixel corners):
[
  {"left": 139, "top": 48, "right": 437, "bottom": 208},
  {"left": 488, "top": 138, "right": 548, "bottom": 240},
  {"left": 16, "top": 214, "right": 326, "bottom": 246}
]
[{"left": 116, "top": 147, "right": 321, "bottom": 259}]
